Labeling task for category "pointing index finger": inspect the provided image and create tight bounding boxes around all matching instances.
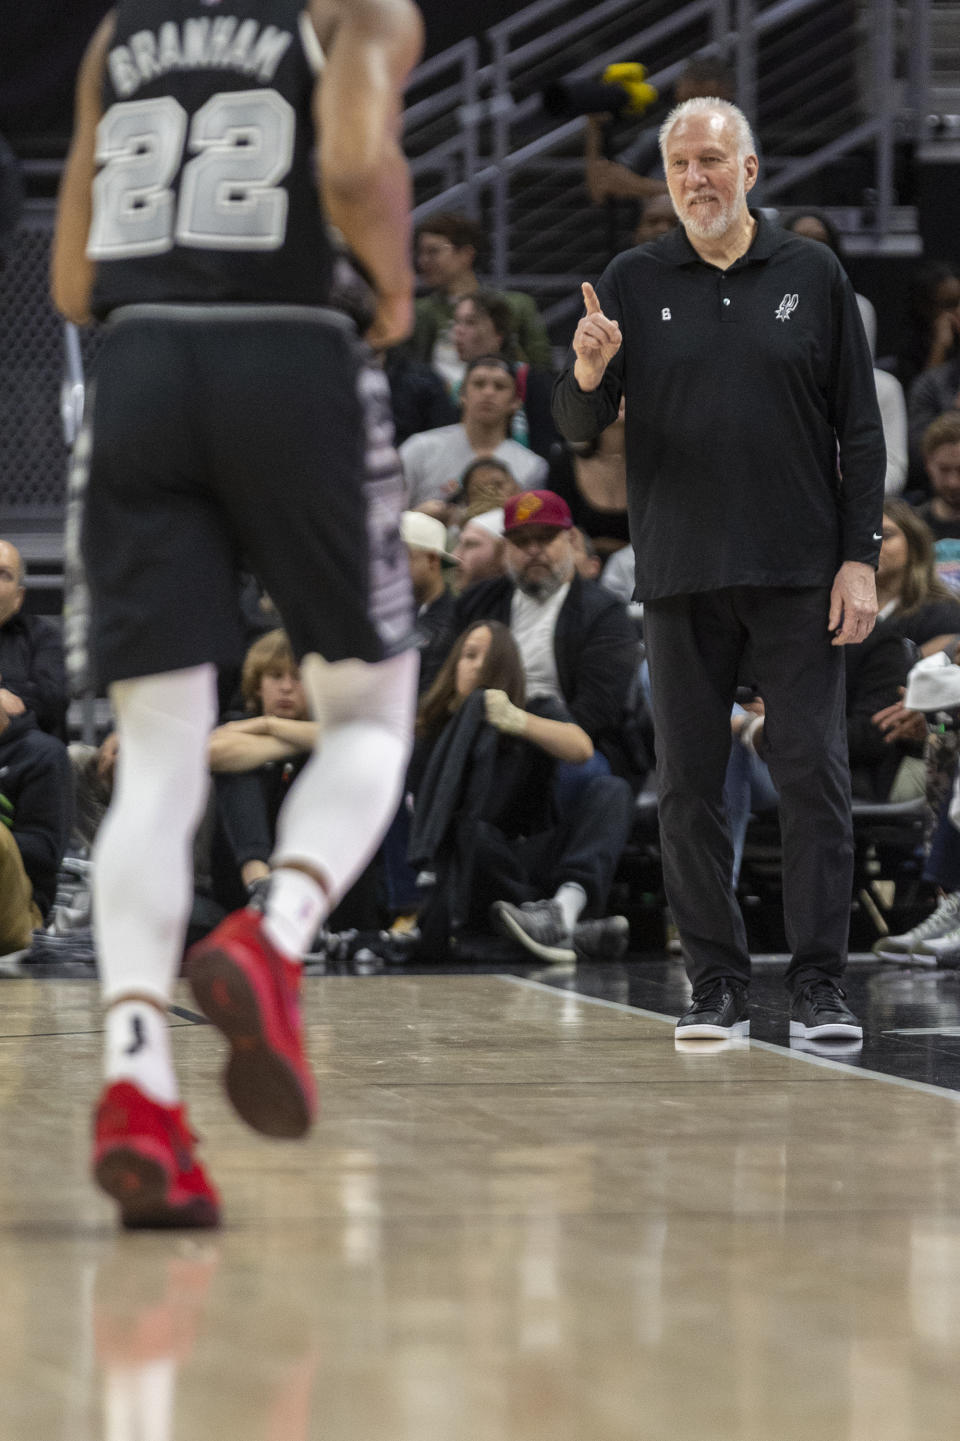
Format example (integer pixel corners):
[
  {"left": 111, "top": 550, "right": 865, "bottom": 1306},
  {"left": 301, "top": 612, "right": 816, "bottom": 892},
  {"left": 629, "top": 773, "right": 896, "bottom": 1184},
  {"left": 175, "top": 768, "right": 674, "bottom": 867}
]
[{"left": 582, "top": 281, "right": 602, "bottom": 316}]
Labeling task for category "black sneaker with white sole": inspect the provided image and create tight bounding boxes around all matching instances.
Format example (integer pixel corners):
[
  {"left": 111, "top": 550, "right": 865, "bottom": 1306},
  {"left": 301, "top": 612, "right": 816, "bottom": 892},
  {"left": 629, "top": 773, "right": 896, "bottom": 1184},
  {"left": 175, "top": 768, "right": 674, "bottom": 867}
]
[
  {"left": 491, "top": 899, "right": 576, "bottom": 964},
  {"left": 675, "top": 978, "right": 750, "bottom": 1039},
  {"left": 789, "top": 980, "right": 862, "bottom": 1040}
]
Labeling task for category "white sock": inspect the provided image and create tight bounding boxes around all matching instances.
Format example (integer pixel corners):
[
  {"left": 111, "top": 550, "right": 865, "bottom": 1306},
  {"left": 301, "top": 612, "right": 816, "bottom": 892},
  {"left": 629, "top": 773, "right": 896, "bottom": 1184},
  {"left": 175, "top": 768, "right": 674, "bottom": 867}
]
[
  {"left": 105, "top": 1001, "right": 178, "bottom": 1107},
  {"left": 553, "top": 882, "right": 587, "bottom": 934},
  {"left": 262, "top": 867, "right": 326, "bottom": 961}
]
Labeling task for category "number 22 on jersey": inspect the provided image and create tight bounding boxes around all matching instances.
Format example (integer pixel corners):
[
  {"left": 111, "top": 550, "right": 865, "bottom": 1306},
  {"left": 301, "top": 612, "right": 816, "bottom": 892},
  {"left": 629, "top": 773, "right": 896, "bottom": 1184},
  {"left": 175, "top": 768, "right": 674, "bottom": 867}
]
[{"left": 88, "top": 88, "right": 295, "bottom": 258}]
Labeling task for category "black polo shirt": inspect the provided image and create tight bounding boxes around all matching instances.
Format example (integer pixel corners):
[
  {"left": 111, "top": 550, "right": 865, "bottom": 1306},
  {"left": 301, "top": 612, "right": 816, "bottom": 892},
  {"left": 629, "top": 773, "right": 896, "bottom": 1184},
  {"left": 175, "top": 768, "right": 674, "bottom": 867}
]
[{"left": 552, "top": 212, "right": 885, "bottom": 601}]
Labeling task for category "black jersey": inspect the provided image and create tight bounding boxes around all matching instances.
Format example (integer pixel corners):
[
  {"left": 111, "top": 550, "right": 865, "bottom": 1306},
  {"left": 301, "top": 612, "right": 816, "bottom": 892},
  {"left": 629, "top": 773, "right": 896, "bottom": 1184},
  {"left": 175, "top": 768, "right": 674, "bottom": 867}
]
[{"left": 89, "top": 0, "right": 334, "bottom": 317}]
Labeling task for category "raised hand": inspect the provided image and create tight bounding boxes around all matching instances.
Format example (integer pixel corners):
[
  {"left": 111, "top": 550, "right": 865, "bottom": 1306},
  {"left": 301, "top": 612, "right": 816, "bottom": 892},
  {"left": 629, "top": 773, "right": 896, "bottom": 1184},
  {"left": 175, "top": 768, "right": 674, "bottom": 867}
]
[{"left": 572, "top": 282, "right": 622, "bottom": 391}]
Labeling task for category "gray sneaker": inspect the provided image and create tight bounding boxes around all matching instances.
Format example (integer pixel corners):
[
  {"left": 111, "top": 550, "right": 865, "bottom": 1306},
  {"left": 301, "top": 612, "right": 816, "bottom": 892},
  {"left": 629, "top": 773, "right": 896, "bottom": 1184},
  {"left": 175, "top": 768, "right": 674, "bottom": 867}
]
[
  {"left": 573, "top": 915, "right": 630, "bottom": 961},
  {"left": 872, "top": 892, "right": 960, "bottom": 963},
  {"left": 491, "top": 899, "right": 576, "bottom": 964},
  {"left": 912, "top": 919, "right": 960, "bottom": 966}
]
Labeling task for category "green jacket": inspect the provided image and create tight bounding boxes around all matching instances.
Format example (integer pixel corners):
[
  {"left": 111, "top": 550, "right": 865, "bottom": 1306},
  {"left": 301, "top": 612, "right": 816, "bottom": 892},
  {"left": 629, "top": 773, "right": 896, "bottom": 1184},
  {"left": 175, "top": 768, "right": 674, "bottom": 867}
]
[{"left": 410, "top": 288, "right": 553, "bottom": 370}]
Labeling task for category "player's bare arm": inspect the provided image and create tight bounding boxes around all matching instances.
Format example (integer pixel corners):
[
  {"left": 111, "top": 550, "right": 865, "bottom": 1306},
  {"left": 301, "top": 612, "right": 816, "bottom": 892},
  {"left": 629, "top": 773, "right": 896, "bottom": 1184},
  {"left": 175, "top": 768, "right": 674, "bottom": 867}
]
[
  {"left": 310, "top": 0, "right": 424, "bottom": 347},
  {"left": 50, "top": 12, "right": 115, "bottom": 324}
]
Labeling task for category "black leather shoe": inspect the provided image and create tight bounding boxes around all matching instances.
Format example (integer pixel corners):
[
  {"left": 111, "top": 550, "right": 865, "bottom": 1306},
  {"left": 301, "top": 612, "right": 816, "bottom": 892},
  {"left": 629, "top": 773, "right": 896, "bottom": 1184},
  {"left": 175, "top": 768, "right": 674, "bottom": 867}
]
[
  {"left": 789, "top": 980, "right": 862, "bottom": 1040},
  {"left": 675, "top": 978, "right": 749, "bottom": 1039}
]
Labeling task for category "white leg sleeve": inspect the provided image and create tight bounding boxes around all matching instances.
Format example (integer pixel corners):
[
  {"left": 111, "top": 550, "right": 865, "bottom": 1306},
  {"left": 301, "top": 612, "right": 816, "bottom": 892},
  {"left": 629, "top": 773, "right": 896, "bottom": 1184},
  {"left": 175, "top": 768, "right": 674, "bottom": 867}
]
[
  {"left": 270, "top": 650, "right": 417, "bottom": 909},
  {"left": 94, "top": 665, "right": 217, "bottom": 1008}
]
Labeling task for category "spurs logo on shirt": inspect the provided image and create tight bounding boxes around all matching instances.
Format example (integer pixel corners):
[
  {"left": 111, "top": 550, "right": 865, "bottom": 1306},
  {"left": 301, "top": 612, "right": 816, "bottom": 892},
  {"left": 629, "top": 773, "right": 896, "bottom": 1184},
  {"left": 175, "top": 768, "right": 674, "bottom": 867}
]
[{"left": 775, "top": 293, "right": 799, "bottom": 322}]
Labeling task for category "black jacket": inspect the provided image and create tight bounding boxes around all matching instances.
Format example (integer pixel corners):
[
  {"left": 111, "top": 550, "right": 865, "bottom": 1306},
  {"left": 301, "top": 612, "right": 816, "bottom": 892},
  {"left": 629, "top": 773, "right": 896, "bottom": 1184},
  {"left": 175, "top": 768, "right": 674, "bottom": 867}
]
[
  {"left": 454, "top": 573, "right": 647, "bottom": 787},
  {"left": 0, "top": 612, "right": 68, "bottom": 738},
  {"left": 0, "top": 712, "right": 72, "bottom": 917},
  {"left": 552, "top": 212, "right": 885, "bottom": 600}
]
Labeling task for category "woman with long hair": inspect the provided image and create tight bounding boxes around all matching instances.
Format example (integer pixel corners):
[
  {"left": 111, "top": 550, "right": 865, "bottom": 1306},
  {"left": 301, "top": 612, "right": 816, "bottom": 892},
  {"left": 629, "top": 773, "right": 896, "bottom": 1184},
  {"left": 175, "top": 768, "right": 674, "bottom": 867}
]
[
  {"left": 409, "top": 619, "right": 634, "bottom": 964},
  {"left": 875, "top": 499, "right": 960, "bottom": 654}
]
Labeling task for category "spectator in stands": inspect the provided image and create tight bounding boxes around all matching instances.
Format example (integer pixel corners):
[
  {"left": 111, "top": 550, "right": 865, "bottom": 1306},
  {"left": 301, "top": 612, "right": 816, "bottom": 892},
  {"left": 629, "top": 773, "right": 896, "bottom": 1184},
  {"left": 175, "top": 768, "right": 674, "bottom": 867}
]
[
  {"left": 913, "top": 413, "right": 960, "bottom": 543},
  {"left": 455, "top": 490, "right": 647, "bottom": 798},
  {"left": 875, "top": 500, "right": 960, "bottom": 653},
  {"left": 727, "top": 620, "right": 922, "bottom": 888},
  {"left": 897, "top": 261, "right": 960, "bottom": 394},
  {"left": 585, "top": 57, "right": 737, "bottom": 208},
  {"left": 69, "top": 730, "right": 118, "bottom": 854},
  {"left": 400, "top": 356, "right": 548, "bottom": 516},
  {"left": 779, "top": 211, "right": 908, "bottom": 495},
  {"left": 409, "top": 619, "right": 633, "bottom": 963},
  {"left": 570, "top": 528, "right": 603, "bottom": 582},
  {"left": 0, "top": 539, "right": 68, "bottom": 738},
  {"left": 908, "top": 348, "right": 960, "bottom": 491},
  {"left": 411, "top": 213, "right": 552, "bottom": 386},
  {"left": 381, "top": 345, "right": 458, "bottom": 445},
  {"left": 455, "top": 456, "right": 520, "bottom": 517},
  {"left": 207, "top": 631, "right": 318, "bottom": 911},
  {"left": 633, "top": 192, "right": 678, "bottom": 244},
  {"left": 556, "top": 95, "right": 883, "bottom": 1043},
  {"left": 0, "top": 702, "right": 71, "bottom": 959},
  {"left": 548, "top": 398, "right": 632, "bottom": 562},
  {"left": 400, "top": 510, "right": 459, "bottom": 696},
  {"left": 451, "top": 290, "right": 559, "bottom": 458},
  {"left": 451, "top": 509, "right": 507, "bottom": 592}
]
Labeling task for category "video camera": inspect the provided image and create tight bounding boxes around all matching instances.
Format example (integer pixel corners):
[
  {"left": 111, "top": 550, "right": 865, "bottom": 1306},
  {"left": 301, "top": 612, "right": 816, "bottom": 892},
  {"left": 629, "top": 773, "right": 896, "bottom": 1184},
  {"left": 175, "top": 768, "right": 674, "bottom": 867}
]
[{"left": 542, "top": 63, "right": 659, "bottom": 122}]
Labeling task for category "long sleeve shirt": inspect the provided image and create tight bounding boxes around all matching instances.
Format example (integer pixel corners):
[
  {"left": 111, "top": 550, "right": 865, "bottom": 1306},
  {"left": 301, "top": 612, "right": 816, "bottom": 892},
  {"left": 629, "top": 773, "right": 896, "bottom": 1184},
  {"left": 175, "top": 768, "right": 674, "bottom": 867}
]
[{"left": 552, "top": 213, "right": 886, "bottom": 602}]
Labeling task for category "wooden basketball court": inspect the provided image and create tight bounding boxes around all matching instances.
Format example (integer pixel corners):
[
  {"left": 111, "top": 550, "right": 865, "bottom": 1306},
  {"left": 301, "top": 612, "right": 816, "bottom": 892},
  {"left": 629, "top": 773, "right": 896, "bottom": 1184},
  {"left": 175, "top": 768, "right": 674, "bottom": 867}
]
[{"left": 2, "top": 970, "right": 959, "bottom": 1440}]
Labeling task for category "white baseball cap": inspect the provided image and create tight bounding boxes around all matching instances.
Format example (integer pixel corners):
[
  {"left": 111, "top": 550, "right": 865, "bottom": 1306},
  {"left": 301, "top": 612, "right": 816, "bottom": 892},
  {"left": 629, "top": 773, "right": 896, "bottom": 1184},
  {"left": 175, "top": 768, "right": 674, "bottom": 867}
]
[
  {"left": 463, "top": 507, "right": 505, "bottom": 538},
  {"left": 400, "top": 510, "right": 460, "bottom": 564}
]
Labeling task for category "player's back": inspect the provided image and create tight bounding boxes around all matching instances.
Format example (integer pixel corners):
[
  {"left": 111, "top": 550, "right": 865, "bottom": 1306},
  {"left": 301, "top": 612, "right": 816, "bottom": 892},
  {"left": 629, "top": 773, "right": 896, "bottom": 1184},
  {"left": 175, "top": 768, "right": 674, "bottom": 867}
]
[{"left": 89, "top": 0, "right": 334, "bottom": 318}]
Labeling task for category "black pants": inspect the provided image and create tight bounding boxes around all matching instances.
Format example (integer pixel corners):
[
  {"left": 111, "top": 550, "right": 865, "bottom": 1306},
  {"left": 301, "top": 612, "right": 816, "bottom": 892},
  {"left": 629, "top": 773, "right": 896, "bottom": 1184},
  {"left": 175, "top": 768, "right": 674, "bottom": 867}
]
[
  {"left": 468, "top": 773, "right": 635, "bottom": 925},
  {"left": 643, "top": 586, "right": 853, "bottom": 992}
]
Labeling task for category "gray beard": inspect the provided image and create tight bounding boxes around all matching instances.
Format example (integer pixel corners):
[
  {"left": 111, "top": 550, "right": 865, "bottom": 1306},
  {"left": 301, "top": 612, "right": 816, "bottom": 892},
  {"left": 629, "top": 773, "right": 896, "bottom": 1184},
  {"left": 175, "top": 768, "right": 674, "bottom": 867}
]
[{"left": 514, "top": 571, "right": 567, "bottom": 602}]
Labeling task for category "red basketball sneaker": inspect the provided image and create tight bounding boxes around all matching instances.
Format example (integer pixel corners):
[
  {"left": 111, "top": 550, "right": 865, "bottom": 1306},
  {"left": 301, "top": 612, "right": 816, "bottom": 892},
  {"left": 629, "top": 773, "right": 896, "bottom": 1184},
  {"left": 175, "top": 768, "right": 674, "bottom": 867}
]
[
  {"left": 93, "top": 1080, "right": 221, "bottom": 1229},
  {"left": 186, "top": 908, "right": 317, "bottom": 1139}
]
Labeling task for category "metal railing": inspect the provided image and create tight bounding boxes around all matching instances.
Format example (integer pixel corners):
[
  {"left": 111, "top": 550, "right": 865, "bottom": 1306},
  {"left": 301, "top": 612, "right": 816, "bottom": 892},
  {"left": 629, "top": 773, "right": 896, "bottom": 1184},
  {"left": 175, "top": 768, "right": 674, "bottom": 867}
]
[{"left": 403, "top": 0, "right": 935, "bottom": 300}]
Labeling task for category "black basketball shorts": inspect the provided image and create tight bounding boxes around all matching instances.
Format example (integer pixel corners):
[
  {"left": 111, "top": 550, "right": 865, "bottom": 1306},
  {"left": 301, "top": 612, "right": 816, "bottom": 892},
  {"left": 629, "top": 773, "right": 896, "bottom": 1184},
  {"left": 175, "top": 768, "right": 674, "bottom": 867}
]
[{"left": 68, "top": 304, "right": 414, "bottom": 690}]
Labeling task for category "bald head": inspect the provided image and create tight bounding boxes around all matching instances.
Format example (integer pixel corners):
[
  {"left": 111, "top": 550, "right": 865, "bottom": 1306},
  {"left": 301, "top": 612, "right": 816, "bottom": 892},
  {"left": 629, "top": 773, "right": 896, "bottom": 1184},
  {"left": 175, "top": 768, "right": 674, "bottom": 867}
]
[{"left": 0, "top": 540, "right": 25, "bottom": 627}]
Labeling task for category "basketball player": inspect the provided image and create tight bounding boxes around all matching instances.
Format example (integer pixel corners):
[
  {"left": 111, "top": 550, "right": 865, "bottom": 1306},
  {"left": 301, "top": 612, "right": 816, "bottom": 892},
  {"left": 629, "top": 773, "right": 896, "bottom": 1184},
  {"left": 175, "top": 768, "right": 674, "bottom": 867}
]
[{"left": 51, "top": 0, "right": 423, "bottom": 1228}]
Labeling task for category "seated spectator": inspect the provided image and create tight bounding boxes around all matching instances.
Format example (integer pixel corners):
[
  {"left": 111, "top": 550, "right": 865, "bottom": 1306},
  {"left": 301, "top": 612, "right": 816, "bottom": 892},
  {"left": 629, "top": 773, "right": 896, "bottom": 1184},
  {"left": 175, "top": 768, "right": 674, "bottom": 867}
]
[
  {"left": 69, "top": 731, "right": 119, "bottom": 855},
  {"left": 778, "top": 211, "right": 908, "bottom": 494},
  {"left": 600, "top": 543, "right": 636, "bottom": 606},
  {"left": 0, "top": 539, "right": 68, "bottom": 737},
  {"left": 872, "top": 652, "right": 960, "bottom": 964},
  {"left": 409, "top": 620, "right": 634, "bottom": 963},
  {"left": 876, "top": 499, "right": 960, "bottom": 653},
  {"left": 726, "top": 623, "right": 922, "bottom": 887},
  {"left": 0, "top": 704, "right": 71, "bottom": 958},
  {"left": 450, "top": 290, "right": 558, "bottom": 458},
  {"left": 454, "top": 456, "right": 520, "bottom": 517},
  {"left": 208, "top": 631, "right": 318, "bottom": 910},
  {"left": 451, "top": 509, "right": 507, "bottom": 592},
  {"left": 411, "top": 214, "right": 552, "bottom": 386},
  {"left": 896, "top": 260, "right": 960, "bottom": 394},
  {"left": 400, "top": 356, "right": 548, "bottom": 516},
  {"left": 400, "top": 510, "right": 459, "bottom": 695},
  {"left": 455, "top": 490, "right": 649, "bottom": 792},
  {"left": 547, "top": 398, "right": 632, "bottom": 560},
  {"left": 381, "top": 344, "right": 458, "bottom": 446},
  {"left": 570, "top": 528, "right": 603, "bottom": 582},
  {"left": 913, "top": 413, "right": 960, "bottom": 551},
  {"left": 908, "top": 350, "right": 960, "bottom": 492},
  {"left": 859, "top": 300, "right": 908, "bottom": 496}
]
